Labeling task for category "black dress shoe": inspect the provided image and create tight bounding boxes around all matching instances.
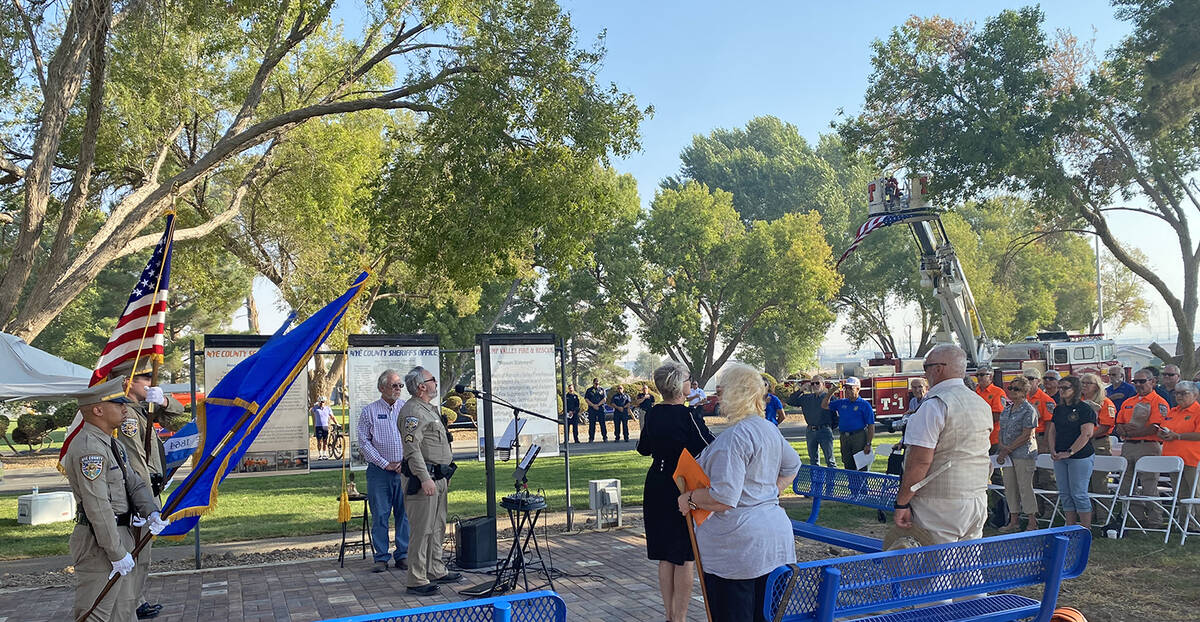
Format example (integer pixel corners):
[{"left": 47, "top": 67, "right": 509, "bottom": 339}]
[
  {"left": 393, "top": 558, "right": 408, "bottom": 570},
  {"left": 136, "top": 603, "right": 161, "bottom": 619},
  {"left": 406, "top": 583, "right": 439, "bottom": 595},
  {"left": 433, "top": 572, "right": 462, "bottom": 584}
]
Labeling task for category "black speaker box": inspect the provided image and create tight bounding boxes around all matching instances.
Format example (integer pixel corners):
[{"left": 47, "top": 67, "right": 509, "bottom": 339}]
[{"left": 455, "top": 515, "right": 497, "bottom": 569}]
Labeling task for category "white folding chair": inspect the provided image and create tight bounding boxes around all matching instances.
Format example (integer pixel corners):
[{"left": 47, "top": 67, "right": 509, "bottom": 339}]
[
  {"left": 1088, "top": 455, "right": 1127, "bottom": 526},
  {"left": 1118, "top": 455, "right": 1185, "bottom": 543},
  {"left": 1178, "top": 465, "right": 1200, "bottom": 546},
  {"left": 1031, "top": 453, "right": 1062, "bottom": 526}
]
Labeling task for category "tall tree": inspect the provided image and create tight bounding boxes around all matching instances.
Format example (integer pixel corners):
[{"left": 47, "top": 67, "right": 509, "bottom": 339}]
[
  {"left": 592, "top": 182, "right": 840, "bottom": 383},
  {"left": 0, "top": 0, "right": 644, "bottom": 343},
  {"left": 665, "top": 118, "right": 932, "bottom": 364},
  {"left": 839, "top": 5, "right": 1200, "bottom": 375}
]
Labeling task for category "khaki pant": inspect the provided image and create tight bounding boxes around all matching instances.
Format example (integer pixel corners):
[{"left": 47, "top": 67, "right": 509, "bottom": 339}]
[
  {"left": 1089, "top": 437, "right": 1113, "bottom": 494},
  {"left": 71, "top": 524, "right": 138, "bottom": 621},
  {"left": 911, "top": 494, "right": 987, "bottom": 544},
  {"left": 1119, "top": 441, "right": 1164, "bottom": 528},
  {"left": 131, "top": 526, "right": 152, "bottom": 608},
  {"left": 1001, "top": 457, "right": 1038, "bottom": 516},
  {"left": 405, "top": 477, "right": 449, "bottom": 587}
]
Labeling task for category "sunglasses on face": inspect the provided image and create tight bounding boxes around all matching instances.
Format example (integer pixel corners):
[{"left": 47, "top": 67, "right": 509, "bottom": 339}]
[
  {"left": 923, "top": 362, "right": 946, "bottom": 371},
  {"left": 1132, "top": 379, "right": 1150, "bottom": 384},
  {"left": 389, "top": 383, "right": 403, "bottom": 389},
  {"left": 1163, "top": 372, "right": 1178, "bottom": 377}
]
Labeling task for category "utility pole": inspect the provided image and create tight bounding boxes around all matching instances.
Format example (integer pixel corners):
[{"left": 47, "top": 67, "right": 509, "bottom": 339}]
[{"left": 1095, "top": 235, "right": 1104, "bottom": 334}]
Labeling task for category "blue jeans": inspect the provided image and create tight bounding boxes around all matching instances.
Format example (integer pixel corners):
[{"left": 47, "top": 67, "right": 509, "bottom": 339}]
[
  {"left": 1053, "top": 455, "right": 1094, "bottom": 513},
  {"left": 366, "top": 463, "right": 410, "bottom": 563},
  {"left": 805, "top": 426, "right": 835, "bottom": 467}
]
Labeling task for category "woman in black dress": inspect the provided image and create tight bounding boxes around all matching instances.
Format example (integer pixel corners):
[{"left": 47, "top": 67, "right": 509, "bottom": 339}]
[{"left": 637, "top": 361, "right": 715, "bottom": 622}]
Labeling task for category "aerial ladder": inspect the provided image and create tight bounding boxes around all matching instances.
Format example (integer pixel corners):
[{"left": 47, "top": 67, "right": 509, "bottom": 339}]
[{"left": 866, "top": 175, "right": 993, "bottom": 368}]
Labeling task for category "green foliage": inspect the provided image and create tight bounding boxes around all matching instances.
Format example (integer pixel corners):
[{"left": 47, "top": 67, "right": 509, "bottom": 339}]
[
  {"left": 837, "top": 5, "right": 1200, "bottom": 375},
  {"left": 665, "top": 119, "right": 911, "bottom": 369},
  {"left": 594, "top": 181, "right": 840, "bottom": 383}
]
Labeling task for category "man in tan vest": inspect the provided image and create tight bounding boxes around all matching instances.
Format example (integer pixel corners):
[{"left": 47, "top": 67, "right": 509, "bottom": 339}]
[
  {"left": 894, "top": 344, "right": 993, "bottom": 543},
  {"left": 65, "top": 377, "right": 170, "bottom": 621},
  {"left": 398, "top": 366, "right": 460, "bottom": 595}
]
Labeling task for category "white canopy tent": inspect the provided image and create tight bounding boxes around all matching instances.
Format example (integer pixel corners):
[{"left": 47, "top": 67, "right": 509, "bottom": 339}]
[{"left": 0, "top": 332, "right": 92, "bottom": 401}]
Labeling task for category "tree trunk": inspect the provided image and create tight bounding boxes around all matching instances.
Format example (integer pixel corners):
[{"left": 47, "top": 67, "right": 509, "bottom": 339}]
[{"left": 246, "top": 291, "right": 260, "bottom": 334}]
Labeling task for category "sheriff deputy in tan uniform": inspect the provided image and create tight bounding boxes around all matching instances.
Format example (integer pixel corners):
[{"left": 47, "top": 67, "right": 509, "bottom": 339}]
[
  {"left": 398, "top": 366, "right": 460, "bottom": 595},
  {"left": 65, "top": 377, "right": 171, "bottom": 621},
  {"left": 113, "top": 360, "right": 183, "bottom": 620}
]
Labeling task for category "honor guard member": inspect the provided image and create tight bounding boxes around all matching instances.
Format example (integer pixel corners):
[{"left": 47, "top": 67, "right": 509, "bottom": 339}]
[
  {"left": 66, "top": 377, "right": 170, "bottom": 622},
  {"left": 398, "top": 366, "right": 461, "bottom": 595},
  {"left": 112, "top": 361, "right": 183, "bottom": 619}
]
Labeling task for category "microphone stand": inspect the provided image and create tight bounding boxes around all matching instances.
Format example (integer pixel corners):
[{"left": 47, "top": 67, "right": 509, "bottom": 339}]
[{"left": 472, "top": 390, "right": 561, "bottom": 488}]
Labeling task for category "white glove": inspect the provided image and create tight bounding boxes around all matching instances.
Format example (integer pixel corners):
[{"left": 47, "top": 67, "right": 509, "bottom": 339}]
[
  {"left": 131, "top": 513, "right": 148, "bottom": 528},
  {"left": 147, "top": 511, "right": 170, "bottom": 535},
  {"left": 144, "top": 387, "right": 166, "bottom": 406},
  {"left": 109, "top": 553, "right": 135, "bottom": 578}
]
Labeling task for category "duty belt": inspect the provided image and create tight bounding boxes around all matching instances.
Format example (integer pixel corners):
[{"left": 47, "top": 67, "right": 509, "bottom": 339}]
[
  {"left": 76, "top": 509, "right": 133, "bottom": 527},
  {"left": 1124, "top": 439, "right": 1162, "bottom": 444}
]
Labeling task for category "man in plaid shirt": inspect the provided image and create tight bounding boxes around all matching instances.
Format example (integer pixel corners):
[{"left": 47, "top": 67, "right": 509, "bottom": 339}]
[{"left": 358, "top": 369, "right": 411, "bottom": 572}]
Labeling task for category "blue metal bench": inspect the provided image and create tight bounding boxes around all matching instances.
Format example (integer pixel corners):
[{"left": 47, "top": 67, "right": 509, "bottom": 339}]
[
  {"left": 317, "top": 590, "right": 565, "bottom": 622},
  {"left": 791, "top": 464, "right": 900, "bottom": 552},
  {"left": 763, "top": 526, "right": 1091, "bottom": 622}
]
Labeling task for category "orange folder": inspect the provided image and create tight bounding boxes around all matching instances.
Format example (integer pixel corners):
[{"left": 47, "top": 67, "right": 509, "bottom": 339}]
[{"left": 673, "top": 448, "right": 713, "bottom": 526}]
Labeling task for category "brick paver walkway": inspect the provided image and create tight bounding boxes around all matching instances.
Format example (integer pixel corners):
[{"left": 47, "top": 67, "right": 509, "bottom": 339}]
[{"left": 1, "top": 527, "right": 718, "bottom": 622}]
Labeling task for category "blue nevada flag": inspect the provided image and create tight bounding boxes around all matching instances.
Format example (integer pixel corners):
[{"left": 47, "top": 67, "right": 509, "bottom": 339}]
[{"left": 159, "top": 271, "right": 369, "bottom": 537}]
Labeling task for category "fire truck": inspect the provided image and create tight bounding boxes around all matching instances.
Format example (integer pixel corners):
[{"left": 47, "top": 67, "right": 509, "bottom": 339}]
[{"left": 843, "top": 175, "right": 1118, "bottom": 427}]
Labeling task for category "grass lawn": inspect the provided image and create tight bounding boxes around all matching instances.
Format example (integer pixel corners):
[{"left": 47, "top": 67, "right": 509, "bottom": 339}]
[{"left": 0, "top": 432, "right": 899, "bottom": 559}]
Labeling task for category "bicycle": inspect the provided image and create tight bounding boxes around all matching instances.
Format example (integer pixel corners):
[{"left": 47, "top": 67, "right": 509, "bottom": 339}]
[{"left": 326, "top": 420, "right": 346, "bottom": 461}]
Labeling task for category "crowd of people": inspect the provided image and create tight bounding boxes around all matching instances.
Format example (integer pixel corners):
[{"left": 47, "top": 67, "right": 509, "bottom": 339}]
[{"left": 644, "top": 352, "right": 1200, "bottom": 621}]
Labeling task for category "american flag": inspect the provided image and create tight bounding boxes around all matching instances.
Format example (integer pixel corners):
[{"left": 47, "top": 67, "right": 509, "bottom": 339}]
[
  {"left": 835, "top": 213, "right": 906, "bottom": 267},
  {"left": 58, "top": 212, "right": 175, "bottom": 472}
]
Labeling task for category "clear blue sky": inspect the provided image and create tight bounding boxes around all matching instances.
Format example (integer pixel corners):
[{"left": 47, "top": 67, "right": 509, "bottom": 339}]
[{"left": 563, "top": 1, "right": 1130, "bottom": 208}]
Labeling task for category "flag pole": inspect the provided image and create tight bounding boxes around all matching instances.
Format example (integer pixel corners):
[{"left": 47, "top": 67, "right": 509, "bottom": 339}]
[
  {"left": 675, "top": 476, "right": 713, "bottom": 622},
  {"left": 76, "top": 270, "right": 366, "bottom": 622},
  {"left": 74, "top": 404, "right": 259, "bottom": 622}
]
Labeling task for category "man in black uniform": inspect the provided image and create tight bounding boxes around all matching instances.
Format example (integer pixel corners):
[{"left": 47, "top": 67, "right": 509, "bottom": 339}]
[
  {"left": 796, "top": 376, "right": 836, "bottom": 467},
  {"left": 611, "top": 385, "right": 632, "bottom": 442},
  {"left": 564, "top": 385, "right": 582, "bottom": 444},
  {"left": 585, "top": 378, "right": 608, "bottom": 443}
]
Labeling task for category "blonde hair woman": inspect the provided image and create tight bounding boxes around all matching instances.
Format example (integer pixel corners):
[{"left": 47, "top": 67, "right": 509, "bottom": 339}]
[
  {"left": 676, "top": 364, "right": 801, "bottom": 622},
  {"left": 1079, "top": 372, "right": 1117, "bottom": 494}
]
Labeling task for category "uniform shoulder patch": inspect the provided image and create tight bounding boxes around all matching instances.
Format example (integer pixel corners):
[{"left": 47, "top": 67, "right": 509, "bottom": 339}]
[
  {"left": 403, "top": 416, "right": 420, "bottom": 432},
  {"left": 80, "top": 454, "right": 105, "bottom": 480},
  {"left": 120, "top": 418, "right": 139, "bottom": 438},
  {"left": 404, "top": 434, "right": 415, "bottom": 443}
]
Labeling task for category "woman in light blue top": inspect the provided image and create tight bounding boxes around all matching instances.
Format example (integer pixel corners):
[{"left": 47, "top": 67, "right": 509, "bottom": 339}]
[{"left": 677, "top": 364, "right": 801, "bottom": 622}]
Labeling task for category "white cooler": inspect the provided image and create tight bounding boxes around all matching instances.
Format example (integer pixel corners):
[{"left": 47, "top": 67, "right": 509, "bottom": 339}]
[{"left": 17, "top": 491, "right": 76, "bottom": 525}]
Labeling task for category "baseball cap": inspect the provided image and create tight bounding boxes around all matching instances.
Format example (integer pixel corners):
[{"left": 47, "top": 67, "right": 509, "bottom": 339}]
[
  {"left": 1023, "top": 368, "right": 1041, "bottom": 379},
  {"left": 843, "top": 376, "right": 861, "bottom": 387},
  {"left": 974, "top": 366, "right": 993, "bottom": 376},
  {"left": 1043, "top": 370, "right": 1062, "bottom": 380}
]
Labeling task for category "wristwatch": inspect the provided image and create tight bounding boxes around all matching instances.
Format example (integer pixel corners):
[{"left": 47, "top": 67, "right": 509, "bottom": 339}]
[
  {"left": 687, "top": 491, "right": 698, "bottom": 510},
  {"left": 893, "top": 501, "right": 911, "bottom": 510}
]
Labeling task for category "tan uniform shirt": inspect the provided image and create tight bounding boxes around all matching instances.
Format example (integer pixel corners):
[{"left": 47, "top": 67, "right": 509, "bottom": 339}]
[
  {"left": 399, "top": 399, "right": 452, "bottom": 482},
  {"left": 117, "top": 397, "right": 180, "bottom": 488},
  {"left": 64, "top": 423, "right": 159, "bottom": 561}
]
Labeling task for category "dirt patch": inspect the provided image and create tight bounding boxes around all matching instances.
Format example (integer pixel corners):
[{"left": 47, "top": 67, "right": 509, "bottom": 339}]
[{"left": 0, "top": 450, "right": 63, "bottom": 471}]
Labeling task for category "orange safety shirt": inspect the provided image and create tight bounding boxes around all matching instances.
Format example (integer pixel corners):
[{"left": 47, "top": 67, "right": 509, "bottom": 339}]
[
  {"left": 1162, "top": 402, "right": 1200, "bottom": 468},
  {"left": 977, "top": 383, "right": 1006, "bottom": 445},
  {"left": 1116, "top": 391, "right": 1170, "bottom": 441},
  {"left": 1029, "top": 389, "right": 1057, "bottom": 434}
]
